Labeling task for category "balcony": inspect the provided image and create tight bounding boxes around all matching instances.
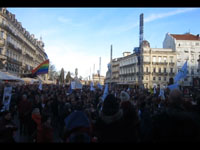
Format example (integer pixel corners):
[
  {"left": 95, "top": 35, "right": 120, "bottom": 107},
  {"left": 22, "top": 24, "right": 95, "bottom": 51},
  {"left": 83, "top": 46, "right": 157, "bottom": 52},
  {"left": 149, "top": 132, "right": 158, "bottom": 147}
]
[
  {"left": 143, "top": 72, "right": 151, "bottom": 75},
  {"left": 0, "top": 38, "right": 5, "bottom": 46},
  {"left": 169, "top": 62, "right": 175, "bottom": 65},
  {"left": 157, "top": 62, "right": 168, "bottom": 65},
  {"left": 7, "top": 56, "right": 22, "bottom": 66},
  {"left": 7, "top": 41, "right": 22, "bottom": 54},
  {"left": 143, "top": 61, "right": 150, "bottom": 65},
  {"left": 169, "top": 72, "right": 175, "bottom": 76}
]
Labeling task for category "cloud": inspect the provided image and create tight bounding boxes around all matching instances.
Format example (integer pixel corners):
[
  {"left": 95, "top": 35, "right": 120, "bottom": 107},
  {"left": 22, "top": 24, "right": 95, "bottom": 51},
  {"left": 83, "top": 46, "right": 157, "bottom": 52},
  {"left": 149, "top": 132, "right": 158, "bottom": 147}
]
[
  {"left": 97, "top": 8, "right": 198, "bottom": 36},
  {"left": 57, "top": 16, "right": 71, "bottom": 24},
  {"left": 144, "top": 8, "right": 198, "bottom": 23}
]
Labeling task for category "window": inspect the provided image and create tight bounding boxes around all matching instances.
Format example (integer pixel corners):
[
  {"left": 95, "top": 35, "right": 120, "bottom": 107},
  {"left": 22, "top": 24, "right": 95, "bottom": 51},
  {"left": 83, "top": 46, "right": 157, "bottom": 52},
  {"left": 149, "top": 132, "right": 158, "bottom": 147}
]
[
  {"left": 144, "top": 56, "right": 150, "bottom": 62},
  {"left": 164, "top": 77, "right": 167, "bottom": 81},
  {"left": 153, "top": 68, "right": 156, "bottom": 73},
  {"left": 153, "top": 77, "right": 156, "bottom": 80},
  {"left": 163, "top": 57, "right": 167, "bottom": 63},
  {"left": 191, "top": 69, "right": 194, "bottom": 75},
  {"left": 153, "top": 56, "right": 156, "bottom": 62},
  {"left": 158, "top": 56, "right": 162, "bottom": 62},
  {"left": 146, "top": 67, "right": 148, "bottom": 72},
  {"left": 196, "top": 43, "right": 199, "bottom": 46},
  {"left": 170, "top": 56, "right": 174, "bottom": 63},
  {"left": 159, "top": 77, "right": 161, "bottom": 81},
  {"left": 170, "top": 68, "right": 173, "bottom": 73},
  {"left": 0, "top": 31, "right": 4, "bottom": 39},
  {"left": 146, "top": 76, "right": 148, "bottom": 80},
  {"left": 0, "top": 48, "right": 2, "bottom": 54},
  {"left": 159, "top": 68, "right": 161, "bottom": 73},
  {"left": 164, "top": 68, "right": 167, "bottom": 73}
]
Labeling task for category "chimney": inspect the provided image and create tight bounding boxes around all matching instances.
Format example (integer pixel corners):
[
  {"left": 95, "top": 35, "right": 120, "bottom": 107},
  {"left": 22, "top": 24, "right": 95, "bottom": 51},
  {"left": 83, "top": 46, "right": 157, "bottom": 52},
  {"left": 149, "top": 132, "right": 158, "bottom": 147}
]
[{"left": 197, "top": 34, "right": 199, "bottom": 39}]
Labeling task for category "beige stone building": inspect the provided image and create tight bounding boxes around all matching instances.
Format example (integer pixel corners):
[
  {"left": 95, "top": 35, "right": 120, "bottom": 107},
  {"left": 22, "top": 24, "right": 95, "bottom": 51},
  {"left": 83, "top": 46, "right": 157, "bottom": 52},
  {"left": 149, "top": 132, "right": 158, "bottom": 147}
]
[
  {"left": 0, "top": 8, "right": 48, "bottom": 78},
  {"left": 92, "top": 74, "right": 105, "bottom": 85},
  {"left": 111, "top": 57, "right": 122, "bottom": 84},
  {"left": 140, "top": 40, "right": 177, "bottom": 88},
  {"left": 119, "top": 52, "right": 139, "bottom": 86},
  {"left": 105, "top": 40, "right": 177, "bottom": 89}
]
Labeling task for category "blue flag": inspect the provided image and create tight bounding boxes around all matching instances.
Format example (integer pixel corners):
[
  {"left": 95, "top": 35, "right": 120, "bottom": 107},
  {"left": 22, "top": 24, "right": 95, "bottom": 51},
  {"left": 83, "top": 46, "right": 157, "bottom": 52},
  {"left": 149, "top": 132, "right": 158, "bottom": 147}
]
[
  {"left": 67, "top": 82, "right": 73, "bottom": 94},
  {"left": 167, "top": 83, "right": 179, "bottom": 91},
  {"left": 102, "top": 84, "right": 109, "bottom": 101},
  {"left": 90, "top": 82, "right": 95, "bottom": 91},
  {"left": 159, "top": 88, "right": 165, "bottom": 100},
  {"left": 107, "top": 63, "right": 111, "bottom": 72},
  {"left": 174, "top": 61, "right": 187, "bottom": 83},
  {"left": 97, "top": 82, "right": 103, "bottom": 90}
]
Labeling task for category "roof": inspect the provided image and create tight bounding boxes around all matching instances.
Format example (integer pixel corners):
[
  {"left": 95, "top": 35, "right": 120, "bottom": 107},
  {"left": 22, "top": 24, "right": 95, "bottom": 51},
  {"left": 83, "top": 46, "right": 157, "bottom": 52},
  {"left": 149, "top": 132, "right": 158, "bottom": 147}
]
[{"left": 170, "top": 33, "right": 200, "bottom": 41}]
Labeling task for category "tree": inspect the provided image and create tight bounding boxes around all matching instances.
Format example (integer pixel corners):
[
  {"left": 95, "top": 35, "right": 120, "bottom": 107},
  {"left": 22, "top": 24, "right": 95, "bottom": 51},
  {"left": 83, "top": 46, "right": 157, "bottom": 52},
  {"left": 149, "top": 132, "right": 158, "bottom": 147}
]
[
  {"left": 65, "top": 71, "right": 72, "bottom": 84},
  {"left": 79, "top": 76, "right": 83, "bottom": 80},
  {"left": 59, "top": 68, "right": 65, "bottom": 84},
  {"left": 48, "top": 62, "right": 57, "bottom": 81}
]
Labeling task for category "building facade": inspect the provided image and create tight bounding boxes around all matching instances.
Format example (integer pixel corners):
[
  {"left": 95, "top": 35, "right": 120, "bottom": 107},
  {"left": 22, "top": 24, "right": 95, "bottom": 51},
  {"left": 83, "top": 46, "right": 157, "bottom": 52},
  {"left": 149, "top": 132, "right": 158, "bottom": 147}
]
[
  {"left": 119, "top": 52, "right": 139, "bottom": 87},
  {"left": 92, "top": 74, "right": 105, "bottom": 85},
  {"left": 140, "top": 40, "right": 177, "bottom": 88},
  {"left": 105, "top": 40, "right": 177, "bottom": 89},
  {"left": 163, "top": 33, "right": 200, "bottom": 86},
  {"left": 111, "top": 57, "right": 122, "bottom": 85},
  {"left": 0, "top": 8, "right": 48, "bottom": 77}
]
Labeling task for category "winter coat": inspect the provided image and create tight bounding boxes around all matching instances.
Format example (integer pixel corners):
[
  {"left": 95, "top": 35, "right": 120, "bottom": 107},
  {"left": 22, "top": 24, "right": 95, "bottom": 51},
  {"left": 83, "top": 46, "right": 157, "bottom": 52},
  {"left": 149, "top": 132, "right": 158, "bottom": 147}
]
[
  {"left": 32, "top": 114, "right": 53, "bottom": 143},
  {"left": 18, "top": 99, "right": 32, "bottom": 121},
  {"left": 0, "top": 118, "right": 17, "bottom": 143},
  {"left": 94, "top": 109, "right": 138, "bottom": 142}
]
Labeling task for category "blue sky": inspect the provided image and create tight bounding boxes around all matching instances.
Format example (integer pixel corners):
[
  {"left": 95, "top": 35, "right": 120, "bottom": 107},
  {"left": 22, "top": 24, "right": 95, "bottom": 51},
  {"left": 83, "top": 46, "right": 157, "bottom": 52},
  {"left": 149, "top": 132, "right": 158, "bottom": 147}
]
[{"left": 7, "top": 8, "right": 200, "bottom": 79}]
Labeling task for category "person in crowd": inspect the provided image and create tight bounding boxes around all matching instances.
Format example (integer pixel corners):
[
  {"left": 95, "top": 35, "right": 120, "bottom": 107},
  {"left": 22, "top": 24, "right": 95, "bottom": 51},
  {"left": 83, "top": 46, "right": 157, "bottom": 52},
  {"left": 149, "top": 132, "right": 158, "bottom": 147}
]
[
  {"left": 63, "top": 111, "right": 93, "bottom": 143},
  {"left": 0, "top": 111, "right": 17, "bottom": 143},
  {"left": 94, "top": 94, "right": 138, "bottom": 142},
  {"left": 18, "top": 94, "right": 32, "bottom": 136}
]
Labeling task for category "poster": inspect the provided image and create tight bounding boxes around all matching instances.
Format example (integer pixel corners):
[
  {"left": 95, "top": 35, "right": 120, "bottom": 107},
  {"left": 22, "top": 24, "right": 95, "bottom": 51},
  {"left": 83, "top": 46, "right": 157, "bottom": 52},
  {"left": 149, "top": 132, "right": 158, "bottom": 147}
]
[{"left": 1, "top": 86, "right": 12, "bottom": 111}]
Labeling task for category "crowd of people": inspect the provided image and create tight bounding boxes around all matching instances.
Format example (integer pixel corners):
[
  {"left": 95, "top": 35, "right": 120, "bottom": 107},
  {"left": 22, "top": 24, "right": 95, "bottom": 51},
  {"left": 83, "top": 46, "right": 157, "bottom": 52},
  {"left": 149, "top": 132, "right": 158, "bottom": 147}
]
[{"left": 0, "top": 82, "right": 200, "bottom": 143}]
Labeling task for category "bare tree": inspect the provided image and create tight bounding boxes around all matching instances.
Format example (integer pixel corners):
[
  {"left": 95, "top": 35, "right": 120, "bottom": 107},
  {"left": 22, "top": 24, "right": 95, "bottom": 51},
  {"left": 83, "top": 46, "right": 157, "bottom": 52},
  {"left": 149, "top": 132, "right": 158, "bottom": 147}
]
[{"left": 48, "top": 62, "right": 57, "bottom": 81}]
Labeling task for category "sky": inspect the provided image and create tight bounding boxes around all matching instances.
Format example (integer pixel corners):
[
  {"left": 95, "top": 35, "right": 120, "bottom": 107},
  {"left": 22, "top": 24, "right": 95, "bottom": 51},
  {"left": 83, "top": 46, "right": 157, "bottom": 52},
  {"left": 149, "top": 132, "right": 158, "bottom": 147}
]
[{"left": 7, "top": 7, "right": 200, "bottom": 79}]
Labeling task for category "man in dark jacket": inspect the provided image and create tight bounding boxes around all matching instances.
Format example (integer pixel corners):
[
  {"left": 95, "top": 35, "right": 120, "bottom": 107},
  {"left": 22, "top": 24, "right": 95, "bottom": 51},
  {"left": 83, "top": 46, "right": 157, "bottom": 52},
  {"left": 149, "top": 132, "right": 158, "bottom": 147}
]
[
  {"left": 0, "top": 111, "right": 17, "bottom": 143},
  {"left": 94, "top": 94, "right": 139, "bottom": 142}
]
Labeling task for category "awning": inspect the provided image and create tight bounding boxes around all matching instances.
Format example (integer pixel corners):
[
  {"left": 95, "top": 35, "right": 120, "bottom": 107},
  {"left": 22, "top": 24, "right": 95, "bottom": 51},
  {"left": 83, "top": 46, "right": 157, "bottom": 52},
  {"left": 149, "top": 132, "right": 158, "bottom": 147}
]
[
  {"left": 21, "top": 77, "right": 39, "bottom": 83},
  {"left": 0, "top": 71, "right": 24, "bottom": 82}
]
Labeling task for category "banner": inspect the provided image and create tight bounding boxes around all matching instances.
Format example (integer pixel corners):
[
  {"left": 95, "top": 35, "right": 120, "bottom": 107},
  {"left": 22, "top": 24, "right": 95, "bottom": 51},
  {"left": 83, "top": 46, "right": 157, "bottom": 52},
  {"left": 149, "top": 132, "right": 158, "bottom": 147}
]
[
  {"left": 71, "top": 81, "right": 76, "bottom": 89},
  {"left": 1, "top": 86, "right": 12, "bottom": 111}
]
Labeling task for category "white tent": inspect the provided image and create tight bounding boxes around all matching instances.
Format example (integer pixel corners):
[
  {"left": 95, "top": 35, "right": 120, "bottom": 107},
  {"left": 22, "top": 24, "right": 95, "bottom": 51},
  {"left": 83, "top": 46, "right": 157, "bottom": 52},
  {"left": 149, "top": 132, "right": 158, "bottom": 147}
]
[{"left": 0, "top": 71, "right": 24, "bottom": 82}]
